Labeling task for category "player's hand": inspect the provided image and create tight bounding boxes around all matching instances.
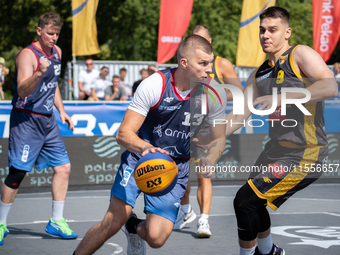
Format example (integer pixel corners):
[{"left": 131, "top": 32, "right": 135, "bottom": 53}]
[
  {"left": 197, "top": 157, "right": 215, "bottom": 178},
  {"left": 38, "top": 58, "right": 50, "bottom": 75},
  {"left": 253, "top": 94, "right": 281, "bottom": 116},
  {"left": 60, "top": 112, "right": 74, "bottom": 131},
  {"left": 141, "top": 147, "right": 169, "bottom": 157}
]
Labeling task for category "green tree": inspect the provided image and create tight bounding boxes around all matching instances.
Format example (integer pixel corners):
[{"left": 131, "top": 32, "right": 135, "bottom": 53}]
[{"left": 1, "top": 0, "right": 339, "bottom": 99}]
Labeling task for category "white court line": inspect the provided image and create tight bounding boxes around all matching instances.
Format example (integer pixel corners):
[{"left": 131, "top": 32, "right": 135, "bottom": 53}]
[
  {"left": 9, "top": 236, "right": 123, "bottom": 254},
  {"left": 209, "top": 211, "right": 340, "bottom": 217},
  {"left": 8, "top": 211, "right": 340, "bottom": 226}
]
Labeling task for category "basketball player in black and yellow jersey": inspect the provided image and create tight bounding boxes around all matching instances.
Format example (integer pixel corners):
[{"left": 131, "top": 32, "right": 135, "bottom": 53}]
[
  {"left": 224, "top": 6, "right": 338, "bottom": 255},
  {"left": 174, "top": 25, "right": 243, "bottom": 238}
]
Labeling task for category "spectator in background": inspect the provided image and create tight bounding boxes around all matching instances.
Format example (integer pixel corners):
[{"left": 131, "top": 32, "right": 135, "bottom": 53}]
[
  {"left": 78, "top": 58, "right": 99, "bottom": 100},
  {"left": 119, "top": 67, "right": 132, "bottom": 99},
  {"left": 104, "top": 75, "right": 127, "bottom": 101},
  {"left": 0, "top": 57, "right": 7, "bottom": 100},
  {"left": 333, "top": 62, "right": 340, "bottom": 81},
  {"left": 88, "top": 66, "right": 111, "bottom": 101},
  {"left": 0, "top": 66, "right": 9, "bottom": 100},
  {"left": 132, "top": 68, "right": 149, "bottom": 95},
  {"left": 147, "top": 64, "right": 157, "bottom": 76}
]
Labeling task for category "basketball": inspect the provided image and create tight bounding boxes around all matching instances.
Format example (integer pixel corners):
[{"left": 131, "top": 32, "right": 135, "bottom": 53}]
[{"left": 134, "top": 152, "right": 178, "bottom": 196}]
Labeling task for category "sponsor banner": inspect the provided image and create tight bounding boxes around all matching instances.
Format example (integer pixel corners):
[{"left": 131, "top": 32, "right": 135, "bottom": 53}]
[
  {"left": 0, "top": 102, "right": 339, "bottom": 138},
  {"left": 157, "top": 0, "right": 194, "bottom": 64},
  {"left": 236, "top": 0, "right": 276, "bottom": 67},
  {"left": 0, "top": 102, "right": 129, "bottom": 138},
  {"left": 313, "top": 0, "right": 340, "bottom": 62},
  {"left": 72, "top": 0, "right": 100, "bottom": 56},
  {"left": 0, "top": 134, "right": 339, "bottom": 188}
]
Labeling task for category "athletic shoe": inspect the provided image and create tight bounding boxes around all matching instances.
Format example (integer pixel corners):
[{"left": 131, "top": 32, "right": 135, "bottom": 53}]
[
  {"left": 45, "top": 218, "right": 78, "bottom": 239},
  {"left": 255, "top": 244, "right": 286, "bottom": 255},
  {"left": 196, "top": 218, "right": 211, "bottom": 238},
  {"left": 173, "top": 208, "right": 197, "bottom": 230},
  {"left": 124, "top": 213, "right": 146, "bottom": 255},
  {"left": 0, "top": 223, "right": 9, "bottom": 245}
]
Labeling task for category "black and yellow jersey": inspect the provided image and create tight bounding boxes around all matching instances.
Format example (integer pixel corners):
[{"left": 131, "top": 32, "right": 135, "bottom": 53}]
[
  {"left": 254, "top": 45, "right": 327, "bottom": 147},
  {"left": 209, "top": 55, "right": 226, "bottom": 84}
]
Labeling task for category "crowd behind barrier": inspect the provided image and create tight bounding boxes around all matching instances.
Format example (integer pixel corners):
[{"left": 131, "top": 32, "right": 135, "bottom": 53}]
[{"left": 61, "top": 60, "right": 340, "bottom": 101}]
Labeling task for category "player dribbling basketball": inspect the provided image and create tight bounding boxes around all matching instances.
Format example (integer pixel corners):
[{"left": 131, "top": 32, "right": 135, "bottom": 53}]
[{"left": 73, "top": 35, "right": 227, "bottom": 255}]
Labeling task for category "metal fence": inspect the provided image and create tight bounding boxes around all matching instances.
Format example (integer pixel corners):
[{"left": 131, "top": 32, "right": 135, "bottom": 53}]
[{"left": 61, "top": 60, "right": 257, "bottom": 100}]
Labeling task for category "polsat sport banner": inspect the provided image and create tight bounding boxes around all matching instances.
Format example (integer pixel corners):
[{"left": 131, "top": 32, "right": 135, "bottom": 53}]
[
  {"left": 236, "top": 0, "right": 276, "bottom": 67},
  {"left": 157, "top": 0, "right": 194, "bottom": 64},
  {"left": 313, "top": 0, "right": 340, "bottom": 62},
  {"left": 72, "top": 0, "right": 101, "bottom": 56}
]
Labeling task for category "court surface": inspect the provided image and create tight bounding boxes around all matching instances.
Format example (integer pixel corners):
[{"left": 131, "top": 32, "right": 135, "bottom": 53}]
[{"left": 0, "top": 180, "right": 339, "bottom": 255}]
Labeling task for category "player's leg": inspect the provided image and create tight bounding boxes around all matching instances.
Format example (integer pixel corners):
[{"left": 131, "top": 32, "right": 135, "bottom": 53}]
[
  {"left": 75, "top": 196, "right": 133, "bottom": 255},
  {"left": 173, "top": 175, "right": 196, "bottom": 230},
  {"left": 196, "top": 170, "right": 212, "bottom": 237},
  {"left": 36, "top": 116, "right": 78, "bottom": 238},
  {"left": 0, "top": 110, "right": 43, "bottom": 244},
  {"left": 137, "top": 212, "right": 174, "bottom": 248},
  {"left": 234, "top": 182, "right": 276, "bottom": 255},
  {"left": 0, "top": 167, "right": 26, "bottom": 245}
]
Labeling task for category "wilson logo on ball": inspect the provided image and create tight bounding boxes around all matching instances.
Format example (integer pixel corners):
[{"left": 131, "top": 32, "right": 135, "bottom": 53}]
[
  {"left": 134, "top": 152, "right": 178, "bottom": 196},
  {"left": 135, "top": 164, "right": 166, "bottom": 177}
]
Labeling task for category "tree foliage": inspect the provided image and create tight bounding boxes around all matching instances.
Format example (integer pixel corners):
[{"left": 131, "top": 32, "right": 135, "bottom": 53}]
[{"left": 0, "top": 0, "right": 338, "bottom": 98}]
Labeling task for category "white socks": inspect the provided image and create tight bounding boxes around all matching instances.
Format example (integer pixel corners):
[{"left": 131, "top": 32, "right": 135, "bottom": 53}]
[
  {"left": 200, "top": 214, "right": 209, "bottom": 220},
  {"left": 257, "top": 234, "right": 273, "bottom": 254},
  {"left": 0, "top": 201, "right": 12, "bottom": 225},
  {"left": 52, "top": 200, "right": 65, "bottom": 222},
  {"left": 239, "top": 246, "right": 256, "bottom": 255},
  {"left": 181, "top": 203, "right": 191, "bottom": 214}
]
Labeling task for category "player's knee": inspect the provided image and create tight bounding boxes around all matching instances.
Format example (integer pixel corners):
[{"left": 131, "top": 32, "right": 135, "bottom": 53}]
[
  {"left": 4, "top": 166, "right": 26, "bottom": 189},
  {"left": 55, "top": 163, "right": 71, "bottom": 176},
  {"left": 146, "top": 236, "right": 166, "bottom": 249},
  {"left": 197, "top": 176, "right": 211, "bottom": 186}
]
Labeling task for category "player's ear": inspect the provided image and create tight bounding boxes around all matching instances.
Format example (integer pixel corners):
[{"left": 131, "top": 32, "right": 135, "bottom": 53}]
[
  {"left": 180, "top": 57, "right": 188, "bottom": 69},
  {"left": 37, "top": 27, "right": 42, "bottom": 37},
  {"left": 285, "top": 27, "right": 291, "bottom": 40},
  {"left": 208, "top": 38, "right": 212, "bottom": 44}
]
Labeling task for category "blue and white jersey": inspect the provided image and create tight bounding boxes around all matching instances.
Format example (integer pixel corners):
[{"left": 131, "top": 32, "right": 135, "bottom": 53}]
[
  {"left": 129, "top": 68, "right": 226, "bottom": 159},
  {"left": 12, "top": 42, "right": 61, "bottom": 115}
]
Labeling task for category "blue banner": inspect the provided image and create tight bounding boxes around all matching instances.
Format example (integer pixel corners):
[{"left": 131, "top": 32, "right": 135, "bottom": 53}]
[{"left": 0, "top": 101, "right": 339, "bottom": 138}]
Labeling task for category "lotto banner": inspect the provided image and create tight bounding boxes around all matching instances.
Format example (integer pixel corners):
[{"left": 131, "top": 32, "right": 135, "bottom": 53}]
[
  {"left": 313, "top": 0, "right": 340, "bottom": 62},
  {"left": 72, "top": 0, "right": 101, "bottom": 56},
  {"left": 157, "top": 0, "right": 194, "bottom": 64},
  {"left": 236, "top": 0, "right": 276, "bottom": 67}
]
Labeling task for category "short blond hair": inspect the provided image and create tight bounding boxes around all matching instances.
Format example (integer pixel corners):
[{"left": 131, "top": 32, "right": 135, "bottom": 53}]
[
  {"left": 177, "top": 34, "right": 213, "bottom": 61},
  {"left": 38, "top": 12, "right": 62, "bottom": 29}
]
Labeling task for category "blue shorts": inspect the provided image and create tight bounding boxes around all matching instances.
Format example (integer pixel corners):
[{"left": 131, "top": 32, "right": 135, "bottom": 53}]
[
  {"left": 111, "top": 151, "right": 189, "bottom": 223},
  {"left": 8, "top": 109, "right": 70, "bottom": 171}
]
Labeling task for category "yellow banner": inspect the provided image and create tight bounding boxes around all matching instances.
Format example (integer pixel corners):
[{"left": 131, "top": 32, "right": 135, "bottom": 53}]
[
  {"left": 72, "top": 0, "right": 100, "bottom": 56},
  {"left": 236, "top": 0, "right": 276, "bottom": 67}
]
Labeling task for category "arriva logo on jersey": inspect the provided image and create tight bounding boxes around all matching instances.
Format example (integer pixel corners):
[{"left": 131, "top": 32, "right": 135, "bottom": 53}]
[
  {"left": 163, "top": 97, "right": 174, "bottom": 103},
  {"left": 43, "top": 94, "right": 55, "bottom": 111},
  {"left": 165, "top": 128, "right": 194, "bottom": 139},
  {"left": 40, "top": 81, "right": 58, "bottom": 92}
]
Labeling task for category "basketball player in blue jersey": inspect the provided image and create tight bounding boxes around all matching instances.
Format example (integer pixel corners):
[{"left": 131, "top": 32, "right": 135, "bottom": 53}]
[
  {"left": 74, "top": 35, "right": 227, "bottom": 255},
  {"left": 224, "top": 7, "right": 338, "bottom": 255},
  {"left": 0, "top": 12, "right": 78, "bottom": 245},
  {"left": 174, "top": 25, "right": 244, "bottom": 238}
]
